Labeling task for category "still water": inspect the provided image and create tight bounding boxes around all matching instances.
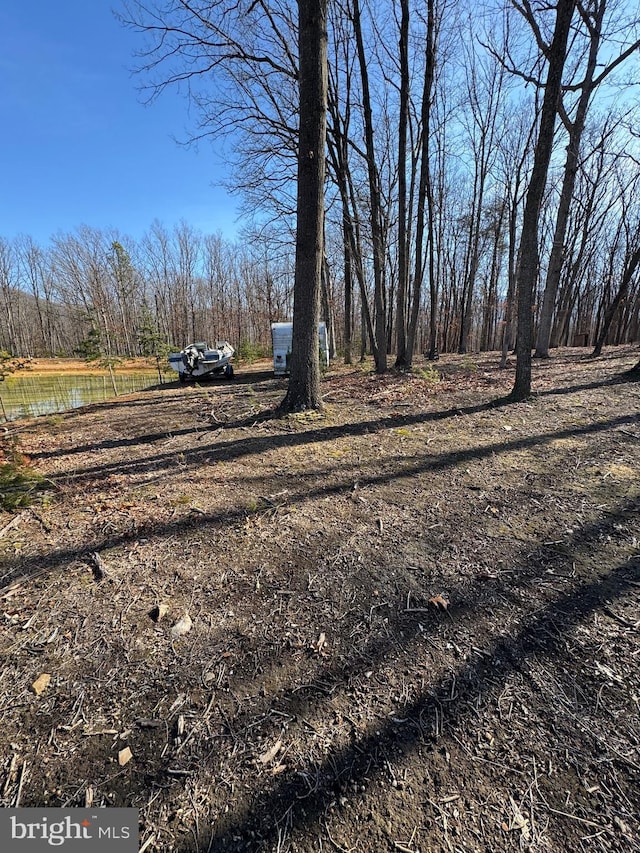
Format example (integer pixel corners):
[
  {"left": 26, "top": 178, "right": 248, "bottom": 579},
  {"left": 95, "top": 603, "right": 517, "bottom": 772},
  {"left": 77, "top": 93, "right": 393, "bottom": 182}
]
[{"left": 0, "top": 372, "right": 160, "bottom": 422}]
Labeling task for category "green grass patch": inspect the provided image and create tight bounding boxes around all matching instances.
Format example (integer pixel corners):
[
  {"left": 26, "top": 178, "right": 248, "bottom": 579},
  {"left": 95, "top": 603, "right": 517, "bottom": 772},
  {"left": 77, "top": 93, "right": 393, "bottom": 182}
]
[
  {"left": 0, "top": 458, "right": 48, "bottom": 511},
  {"left": 412, "top": 364, "right": 441, "bottom": 384}
]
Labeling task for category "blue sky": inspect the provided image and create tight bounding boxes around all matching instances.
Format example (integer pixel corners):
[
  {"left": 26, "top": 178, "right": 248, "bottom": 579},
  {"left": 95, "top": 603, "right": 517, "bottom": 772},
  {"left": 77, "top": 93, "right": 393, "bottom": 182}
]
[{"left": 0, "top": 1, "right": 240, "bottom": 246}]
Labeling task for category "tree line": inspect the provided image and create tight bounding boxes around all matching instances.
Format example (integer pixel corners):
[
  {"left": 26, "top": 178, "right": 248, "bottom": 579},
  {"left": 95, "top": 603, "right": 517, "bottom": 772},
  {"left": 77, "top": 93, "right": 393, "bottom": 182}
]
[
  {"left": 0, "top": 224, "right": 296, "bottom": 360},
  {"left": 1, "top": 0, "right": 639, "bottom": 381}
]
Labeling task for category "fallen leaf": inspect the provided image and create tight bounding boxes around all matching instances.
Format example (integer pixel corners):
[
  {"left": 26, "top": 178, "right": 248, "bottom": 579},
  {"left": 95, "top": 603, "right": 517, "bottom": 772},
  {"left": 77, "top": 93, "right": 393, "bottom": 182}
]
[
  {"left": 118, "top": 746, "right": 133, "bottom": 767},
  {"left": 258, "top": 738, "right": 282, "bottom": 765},
  {"left": 148, "top": 603, "right": 169, "bottom": 623},
  {"left": 429, "top": 594, "right": 449, "bottom": 611},
  {"left": 170, "top": 613, "right": 192, "bottom": 638},
  {"left": 31, "top": 673, "right": 51, "bottom": 696},
  {"left": 508, "top": 796, "right": 530, "bottom": 839},
  {"left": 311, "top": 632, "right": 329, "bottom": 655}
]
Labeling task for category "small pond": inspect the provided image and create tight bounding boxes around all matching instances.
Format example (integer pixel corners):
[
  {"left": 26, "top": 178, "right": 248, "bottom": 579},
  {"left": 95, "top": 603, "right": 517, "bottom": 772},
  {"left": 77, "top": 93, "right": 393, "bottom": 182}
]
[{"left": 0, "top": 372, "right": 160, "bottom": 422}]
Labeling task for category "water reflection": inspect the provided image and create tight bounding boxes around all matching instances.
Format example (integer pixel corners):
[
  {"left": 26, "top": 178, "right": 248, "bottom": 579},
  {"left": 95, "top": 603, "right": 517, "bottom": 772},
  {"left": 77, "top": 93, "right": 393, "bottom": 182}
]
[{"left": 0, "top": 373, "right": 159, "bottom": 421}]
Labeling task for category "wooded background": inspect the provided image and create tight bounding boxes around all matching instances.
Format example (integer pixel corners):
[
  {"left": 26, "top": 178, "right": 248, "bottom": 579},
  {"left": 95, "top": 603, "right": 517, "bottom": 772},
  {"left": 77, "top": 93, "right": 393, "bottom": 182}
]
[{"left": 1, "top": 0, "right": 639, "bottom": 365}]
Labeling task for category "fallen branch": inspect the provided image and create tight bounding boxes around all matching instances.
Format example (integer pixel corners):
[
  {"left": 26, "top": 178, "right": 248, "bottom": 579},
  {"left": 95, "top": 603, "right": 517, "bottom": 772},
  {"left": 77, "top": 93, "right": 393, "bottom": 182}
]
[{"left": 0, "top": 511, "right": 28, "bottom": 538}]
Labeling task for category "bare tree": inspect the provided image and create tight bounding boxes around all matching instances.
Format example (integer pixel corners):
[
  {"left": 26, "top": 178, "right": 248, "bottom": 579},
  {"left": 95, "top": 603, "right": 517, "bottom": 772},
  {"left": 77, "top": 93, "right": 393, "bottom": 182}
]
[
  {"left": 0, "top": 238, "right": 21, "bottom": 354},
  {"left": 394, "top": 0, "right": 411, "bottom": 367},
  {"left": 325, "top": 4, "right": 377, "bottom": 364},
  {"left": 350, "top": 0, "right": 388, "bottom": 373},
  {"left": 510, "top": 0, "right": 577, "bottom": 401},
  {"left": 457, "top": 23, "right": 506, "bottom": 355},
  {"left": 406, "top": 0, "right": 438, "bottom": 367},
  {"left": 17, "top": 237, "right": 60, "bottom": 355},
  {"left": 279, "top": 0, "right": 328, "bottom": 412},
  {"left": 592, "top": 227, "right": 640, "bottom": 357},
  {"left": 535, "top": 0, "right": 640, "bottom": 358}
]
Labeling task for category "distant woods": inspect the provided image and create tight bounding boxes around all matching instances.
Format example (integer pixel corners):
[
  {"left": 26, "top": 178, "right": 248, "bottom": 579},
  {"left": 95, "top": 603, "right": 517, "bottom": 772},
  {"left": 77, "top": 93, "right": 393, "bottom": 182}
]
[
  {"left": 0, "top": 225, "right": 295, "bottom": 360},
  {"left": 1, "top": 0, "right": 639, "bottom": 366}
]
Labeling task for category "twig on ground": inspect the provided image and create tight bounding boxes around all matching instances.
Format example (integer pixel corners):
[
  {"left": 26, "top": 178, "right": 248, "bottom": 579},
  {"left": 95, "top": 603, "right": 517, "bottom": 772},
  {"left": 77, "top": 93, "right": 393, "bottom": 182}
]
[
  {"left": 139, "top": 835, "right": 156, "bottom": 853},
  {"left": 322, "top": 817, "right": 357, "bottom": 853},
  {"left": 3, "top": 754, "right": 19, "bottom": 798},
  {"left": 602, "top": 606, "right": 638, "bottom": 630},
  {"left": 174, "top": 693, "right": 216, "bottom": 756},
  {"left": 542, "top": 804, "right": 603, "bottom": 829},
  {"left": 14, "top": 760, "right": 27, "bottom": 807}
]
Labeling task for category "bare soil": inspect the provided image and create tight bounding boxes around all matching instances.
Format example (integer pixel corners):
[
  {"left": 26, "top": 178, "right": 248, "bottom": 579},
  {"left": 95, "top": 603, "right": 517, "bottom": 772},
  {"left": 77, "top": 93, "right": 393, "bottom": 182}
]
[{"left": 1, "top": 347, "right": 639, "bottom": 853}]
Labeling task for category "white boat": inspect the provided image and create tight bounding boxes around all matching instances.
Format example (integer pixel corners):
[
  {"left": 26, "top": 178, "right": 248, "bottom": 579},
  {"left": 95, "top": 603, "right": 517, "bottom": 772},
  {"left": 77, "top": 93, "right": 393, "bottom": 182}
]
[{"left": 168, "top": 341, "right": 235, "bottom": 382}]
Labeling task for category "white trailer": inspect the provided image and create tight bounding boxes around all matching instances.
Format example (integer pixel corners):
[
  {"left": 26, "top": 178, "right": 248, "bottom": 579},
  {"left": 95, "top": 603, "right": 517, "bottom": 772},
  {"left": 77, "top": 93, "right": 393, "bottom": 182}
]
[{"left": 271, "top": 322, "right": 329, "bottom": 376}]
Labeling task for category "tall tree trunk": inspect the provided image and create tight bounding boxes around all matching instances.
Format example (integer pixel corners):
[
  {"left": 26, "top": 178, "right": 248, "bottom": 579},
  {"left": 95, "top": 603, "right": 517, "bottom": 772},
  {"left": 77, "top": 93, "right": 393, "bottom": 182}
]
[
  {"left": 535, "top": 1, "right": 605, "bottom": 358},
  {"left": 395, "top": 0, "right": 410, "bottom": 367},
  {"left": 425, "top": 157, "right": 438, "bottom": 361},
  {"left": 406, "top": 0, "right": 436, "bottom": 365},
  {"left": 321, "top": 252, "right": 337, "bottom": 359},
  {"left": 279, "top": 0, "right": 328, "bottom": 413},
  {"left": 343, "top": 213, "right": 353, "bottom": 364},
  {"left": 352, "top": 0, "right": 387, "bottom": 373},
  {"left": 326, "top": 64, "right": 378, "bottom": 363},
  {"left": 511, "top": 0, "right": 576, "bottom": 401}
]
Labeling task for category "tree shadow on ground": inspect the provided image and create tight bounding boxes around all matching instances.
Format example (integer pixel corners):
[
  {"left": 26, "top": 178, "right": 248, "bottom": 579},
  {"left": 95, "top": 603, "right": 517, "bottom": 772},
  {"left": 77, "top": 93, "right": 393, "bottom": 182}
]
[
  {"left": 172, "top": 498, "right": 639, "bottom": 851},
  {"left": 2, "top": 410, "right": 638, "bottom": 593},
  {"left": 161, "top": 496, "right": 640, "bottom": 765},
  {"left": 28, "top": 363, "right": 636, "bottom": 465},
  {"left": 4, "top": 405, "right": 638, "bottom": 595},
  {"left": 42, "top": 405, "right": 640, "bottom": 492},
  {"left": 5, "top": 370, "right": 639, "bottom": 851},
  {"left": 535, "top": 373, "right": 640, "bottom": 397}
]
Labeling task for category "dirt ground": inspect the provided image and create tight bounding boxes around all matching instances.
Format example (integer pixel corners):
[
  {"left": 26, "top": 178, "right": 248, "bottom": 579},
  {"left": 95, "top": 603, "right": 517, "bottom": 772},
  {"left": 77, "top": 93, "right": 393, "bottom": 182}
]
[
  {"left": 0, "top": 347, "right": 638, "bottom": 853},
  {"left": 9, "top": 357, "right": 162, "bottom": 376}
]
